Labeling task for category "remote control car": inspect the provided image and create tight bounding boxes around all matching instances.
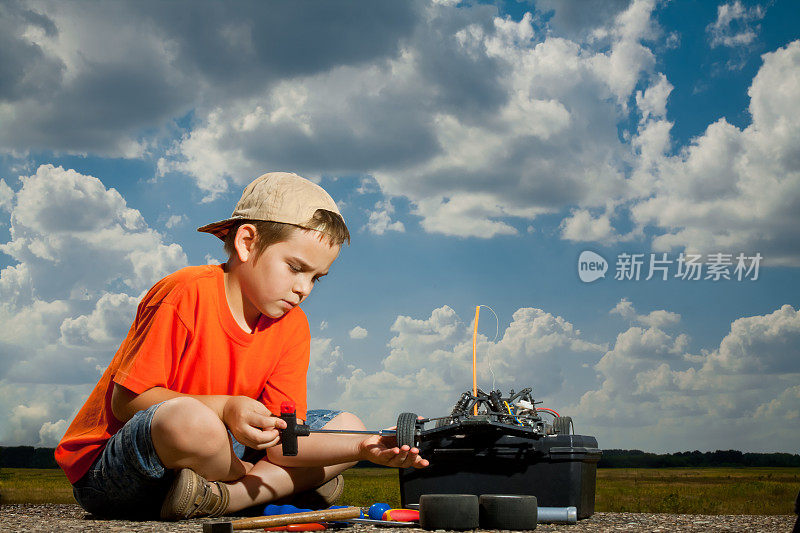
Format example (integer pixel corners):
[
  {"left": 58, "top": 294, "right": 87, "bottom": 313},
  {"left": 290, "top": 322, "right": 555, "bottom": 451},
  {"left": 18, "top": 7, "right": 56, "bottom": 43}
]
[{"left": 393, "top": 386, "right": 574, "bottom": 449}]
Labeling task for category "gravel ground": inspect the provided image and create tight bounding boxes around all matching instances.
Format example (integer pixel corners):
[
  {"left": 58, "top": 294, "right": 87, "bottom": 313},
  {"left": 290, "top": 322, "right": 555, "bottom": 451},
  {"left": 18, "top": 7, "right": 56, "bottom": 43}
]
[{"left": 1, "top": 504, "right": 797, "bottom": 533}]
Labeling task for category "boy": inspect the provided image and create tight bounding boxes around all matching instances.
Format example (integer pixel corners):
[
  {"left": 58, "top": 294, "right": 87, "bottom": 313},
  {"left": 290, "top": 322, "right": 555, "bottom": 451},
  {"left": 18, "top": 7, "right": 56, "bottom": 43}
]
[{"left": 55, "top": 172, "right": 428, "bottom": 521}]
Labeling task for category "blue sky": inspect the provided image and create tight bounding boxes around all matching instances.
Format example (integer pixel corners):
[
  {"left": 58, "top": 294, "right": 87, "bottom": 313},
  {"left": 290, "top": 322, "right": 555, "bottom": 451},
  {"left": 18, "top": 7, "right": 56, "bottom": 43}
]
[{"left": 1, "top": 0, "right": 798, "bottom": 453}]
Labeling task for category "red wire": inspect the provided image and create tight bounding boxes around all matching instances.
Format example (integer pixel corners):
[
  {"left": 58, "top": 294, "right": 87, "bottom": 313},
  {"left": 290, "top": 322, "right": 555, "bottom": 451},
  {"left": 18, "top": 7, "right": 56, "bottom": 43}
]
[{"left": 537, "top": 407, "right": 560, "bottom": 417}]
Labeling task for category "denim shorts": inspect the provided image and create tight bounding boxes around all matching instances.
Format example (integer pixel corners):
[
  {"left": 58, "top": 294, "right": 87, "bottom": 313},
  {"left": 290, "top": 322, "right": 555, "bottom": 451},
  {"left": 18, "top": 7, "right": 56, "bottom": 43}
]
[{"left": 72, "top": 403, "right": 342, "bottom": 519}]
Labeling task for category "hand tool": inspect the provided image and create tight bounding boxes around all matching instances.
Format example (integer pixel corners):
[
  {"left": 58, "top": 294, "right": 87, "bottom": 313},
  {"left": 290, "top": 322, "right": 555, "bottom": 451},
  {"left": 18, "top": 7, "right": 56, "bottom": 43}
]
[
  {"left": 201, "top": 506, "right": 361, "bottom": 532},
  {"left": 367, "top": 502, "right": 391, "bottom": 520},
  {"left": 382, "top": 508, "right": 419, "bottom": 521},
  {"left": 278, "top": 402, "right": 419, "bottom": 455},
  {"left": 344, "top": 518, "right": 418, "bottom": 527},
  {"left": 264, "top": 523, "right": 327, "bottom": 531},
  {"left": 537, "top": 506, "right": 577, "bottom": 524}
]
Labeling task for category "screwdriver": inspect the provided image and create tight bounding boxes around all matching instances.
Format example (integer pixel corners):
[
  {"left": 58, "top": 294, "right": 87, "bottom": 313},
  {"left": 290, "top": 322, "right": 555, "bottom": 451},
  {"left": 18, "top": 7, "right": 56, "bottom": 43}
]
[{"left": 278, "top": 402, "right": 400, "bottom": 455}]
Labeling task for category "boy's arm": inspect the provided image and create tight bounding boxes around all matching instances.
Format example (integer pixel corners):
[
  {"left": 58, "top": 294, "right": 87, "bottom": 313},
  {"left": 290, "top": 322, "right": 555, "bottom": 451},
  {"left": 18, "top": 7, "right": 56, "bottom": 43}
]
[
  {"left": 267, "top": 432, "right": 429, "bottom": 469},
  {"left": 111, "top": 383, "right": 286, "bottom": 449}
]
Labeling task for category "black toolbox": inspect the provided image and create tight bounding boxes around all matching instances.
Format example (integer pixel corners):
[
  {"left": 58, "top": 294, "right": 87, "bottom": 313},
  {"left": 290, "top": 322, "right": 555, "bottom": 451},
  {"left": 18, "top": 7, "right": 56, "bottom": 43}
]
[{"left": 399, "top": 431, "right": 601, "bottom": 519}]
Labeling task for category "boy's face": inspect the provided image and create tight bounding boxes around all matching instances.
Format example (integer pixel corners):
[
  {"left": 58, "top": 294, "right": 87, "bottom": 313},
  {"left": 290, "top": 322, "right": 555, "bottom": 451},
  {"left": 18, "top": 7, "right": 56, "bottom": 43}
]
[{"left": 238, "top": 227, "right": 340, "bottom": 319}]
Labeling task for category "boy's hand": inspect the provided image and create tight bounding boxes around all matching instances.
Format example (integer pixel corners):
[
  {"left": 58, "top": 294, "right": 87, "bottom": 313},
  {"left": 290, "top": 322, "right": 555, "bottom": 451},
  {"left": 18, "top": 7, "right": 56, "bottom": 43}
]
[
  {"left": 222, "top": 396, "right": 287, "bottom": 450},
  {"left": 358, "top": 435, "right": 430, "bottom": 469}
]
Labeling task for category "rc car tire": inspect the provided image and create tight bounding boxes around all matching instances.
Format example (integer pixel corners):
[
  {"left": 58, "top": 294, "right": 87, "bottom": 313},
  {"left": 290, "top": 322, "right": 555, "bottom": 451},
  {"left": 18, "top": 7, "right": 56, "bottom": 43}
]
[
  {"left": 419, "top": 494, "right": 479, "bottom": 530},
  {"left": 395, "top": 412, "right": 418, "bottom": 448},
  {"left": 479, "top": 494, "right": 538, "bottom": 530},
  {"left": 553, "top": 416, "right": 572, "bottom": 435}
]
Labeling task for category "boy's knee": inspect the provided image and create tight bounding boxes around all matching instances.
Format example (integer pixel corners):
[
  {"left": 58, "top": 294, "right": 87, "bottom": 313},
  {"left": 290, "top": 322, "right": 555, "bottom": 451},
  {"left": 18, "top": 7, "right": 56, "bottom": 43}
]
[
  {"left": 323, "top": 411, "right": 366, "bottom": 431},
  {"left": 151, "top": 397, "right": 227, "bottom": 457}
]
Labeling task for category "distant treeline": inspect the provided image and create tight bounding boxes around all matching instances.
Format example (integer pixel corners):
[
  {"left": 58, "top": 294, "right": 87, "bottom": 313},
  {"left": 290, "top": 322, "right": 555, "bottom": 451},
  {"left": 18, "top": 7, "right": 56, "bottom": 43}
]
[
  {"left": 0, "top": 446, "right": 59, "bottom": 468},
  {"left": 598, "top": 449, "right": 800, "bottom": 468},
  {"left": 2, "top": 446, "right": 799, "bottom": 469}
]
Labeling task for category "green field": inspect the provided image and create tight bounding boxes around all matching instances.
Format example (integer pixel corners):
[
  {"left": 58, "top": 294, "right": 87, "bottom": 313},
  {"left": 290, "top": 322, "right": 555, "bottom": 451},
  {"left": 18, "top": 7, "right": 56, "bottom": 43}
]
[{"left": 1, "top": 467, "right": 798, "bottom": 514}]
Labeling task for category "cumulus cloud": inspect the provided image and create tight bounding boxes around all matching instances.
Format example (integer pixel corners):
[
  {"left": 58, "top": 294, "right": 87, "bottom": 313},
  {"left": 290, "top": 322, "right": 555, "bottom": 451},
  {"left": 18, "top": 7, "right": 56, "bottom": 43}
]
[
  {"left": 0, "top": 1, "right": 418, "bottom": 158},
  {"left": 575, "top": 304, "right": 799, "bottom": 451},
  {"left": 348, "top": 326, "right": 368, "bottom": 340},
  {"left": 159, "top": 1, "right": 657, "bottom": 235},
  {"left": 536, "top": 0, "right": 633, "bottom": 40},
  {"left": 630, "top": 41, "right": 800, "bottom": 265},
  {"left": 332, "top": 305, "right": 604, "bottom": 429},
  {"left": 560, "top": 209, "right": 616, "bottom": 242},
  {"left": 366, "top": 201, "right": 405, "bottom": 235},
  {"left": 610, "top": 297, "right": 681, "bottom": 328},
  {"left": 707, "top": 1, "right": 765, "bottom": 49},
  {"left": 1, "top": 1, "right": 795, "bottom": 263},
  {"left": 0, "top": 165, "right": 186, "bottom": 301},
  {"left": 0, "top": 165, "right": 186, "bottom": 444},
  {"left": 0, "top": 179, "right": 13, "bottom": 213},
  {"left": 165, "top": 214, "right": 186, "bottom": 229}
]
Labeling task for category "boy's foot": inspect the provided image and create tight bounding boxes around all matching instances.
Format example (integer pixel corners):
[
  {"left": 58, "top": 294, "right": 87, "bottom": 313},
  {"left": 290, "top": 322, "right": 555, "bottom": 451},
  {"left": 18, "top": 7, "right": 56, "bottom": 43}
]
[
  {"left": 160, "top": 468, "right": 230, "bottom": 520},
  {"left": 287, "top": 474, "right": 345, "bottom": 510}
]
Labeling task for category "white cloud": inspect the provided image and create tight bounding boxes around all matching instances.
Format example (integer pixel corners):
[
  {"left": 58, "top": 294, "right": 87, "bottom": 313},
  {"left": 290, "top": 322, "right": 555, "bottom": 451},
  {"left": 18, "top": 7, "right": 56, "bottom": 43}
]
[
  {"left": 707, "top": 1, "right": 765, "bottom": 49},
  {"left": 610, "top": 297, "right": 681, "bottom": 328},
  {"left": 307, "top": 337, "right": 353, "bottom": 410},
  {"left": 2, "top": 1, "right": 796, "bottom": 263},
  {"left": 165, "top": 214, "right": 186, "bottom": 229},
  {"left": 1, "top": 382, "right": 90, "bottom": 446},
  {"left": 59, "top": 292, "right": 139, "bottom": 348},
  {"left": 366, "top": 201, "right": 405, "bottom": 235},
  {"left": 560, "top": 209, "right": 616, "bottom": 242},
  {"left": 630, "top": 40, "right": 800, "bottom": 265},
  {"left": 348, "top": 326, "right": 368, "bottom": 340},
  {"left": 0, "top": 2, "right": 419, "bottom": 158},
  {"left": 575, "top": 304, "right": 799, "bottom": 451},
  {"left": 635, "top": 73, "right": 673, "bottom": 123},
  {"left": 160, "top": 1, "right": 656, "bottom": 235},
  {"left": 0, "top": 179, "right": 13, "bottom": 213},
  {"left": 1, "top": 165, "right": 187, "bottom": 300},
  {"left": 38, "top": 419, "right": 68, "bottom": 447}
]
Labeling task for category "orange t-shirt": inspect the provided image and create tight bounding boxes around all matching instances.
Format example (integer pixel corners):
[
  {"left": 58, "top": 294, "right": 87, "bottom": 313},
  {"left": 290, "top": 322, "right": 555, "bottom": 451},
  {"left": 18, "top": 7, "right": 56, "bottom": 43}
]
[{"left": 54, "top": 265, "right": 310, "bottom": 484}]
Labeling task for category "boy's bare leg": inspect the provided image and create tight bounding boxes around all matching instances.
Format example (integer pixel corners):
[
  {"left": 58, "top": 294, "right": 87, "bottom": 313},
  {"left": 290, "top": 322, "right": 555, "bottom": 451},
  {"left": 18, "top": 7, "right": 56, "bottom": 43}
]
[
  {"left": 150, "top": 397, "right": 246, "bottom": 481},
  {"left": 150, "top": 398, "right": 364, "bottom": 512},
  {"left": 225, "top": 411, "right": 365, "bottom": 512}
]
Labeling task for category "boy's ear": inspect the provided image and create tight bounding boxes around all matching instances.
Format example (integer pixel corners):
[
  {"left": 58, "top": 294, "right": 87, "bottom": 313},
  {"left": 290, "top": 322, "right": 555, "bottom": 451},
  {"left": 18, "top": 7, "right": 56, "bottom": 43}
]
[{"left": 233, "top": 223, "right": 257, "bottom": 262}]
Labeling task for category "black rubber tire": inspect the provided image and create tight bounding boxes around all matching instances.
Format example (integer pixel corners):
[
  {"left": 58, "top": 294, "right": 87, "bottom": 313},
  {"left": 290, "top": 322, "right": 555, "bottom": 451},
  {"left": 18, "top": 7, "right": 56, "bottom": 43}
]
[
  {"left": 419, "top": 494, "right": 480, "bottom": 530},
  {"left": 552, "top": 416, "right": 572, "bottom": 435},
  {"left": 396, "top": 412, "right": 418, "bottom": 448},
  {"left": 479, "top": 494, "right": 538, "bottom": 530}
]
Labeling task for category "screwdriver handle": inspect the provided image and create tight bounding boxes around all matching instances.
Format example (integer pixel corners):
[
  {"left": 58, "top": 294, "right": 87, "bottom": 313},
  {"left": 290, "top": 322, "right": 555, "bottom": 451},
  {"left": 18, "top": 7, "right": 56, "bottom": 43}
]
[{"left": 280, "top": 401, "right": 310, "bottom": 456}]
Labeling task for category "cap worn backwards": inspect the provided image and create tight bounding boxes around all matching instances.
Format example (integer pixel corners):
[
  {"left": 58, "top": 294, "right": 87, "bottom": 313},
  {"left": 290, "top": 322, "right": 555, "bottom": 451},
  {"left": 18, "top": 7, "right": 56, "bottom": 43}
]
[{"left": 197, "top": 172, "right": 343, "bottom": 240}]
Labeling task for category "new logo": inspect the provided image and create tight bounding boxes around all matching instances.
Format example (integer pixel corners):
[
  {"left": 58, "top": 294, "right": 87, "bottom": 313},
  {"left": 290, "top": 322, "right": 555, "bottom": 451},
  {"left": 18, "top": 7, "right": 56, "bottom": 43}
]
[{"left": 578, "top": 251, "right": 608, "bottom": 283}]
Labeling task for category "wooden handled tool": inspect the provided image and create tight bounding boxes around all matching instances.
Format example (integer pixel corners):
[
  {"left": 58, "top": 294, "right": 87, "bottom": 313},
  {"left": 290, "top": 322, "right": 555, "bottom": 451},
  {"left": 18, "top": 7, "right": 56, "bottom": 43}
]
[{"left": 202, "top": 506, "right": 362, "bottom": 532}]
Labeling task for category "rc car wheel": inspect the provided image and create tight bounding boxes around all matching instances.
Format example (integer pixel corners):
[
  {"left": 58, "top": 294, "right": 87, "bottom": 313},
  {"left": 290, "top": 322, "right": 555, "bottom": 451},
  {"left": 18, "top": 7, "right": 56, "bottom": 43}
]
[
  {"left": 479, "top": 494, "right": 538, "bottom": 530},
  {"left": 395, "top": 412, "right": 418, "bottom": 448},
  {"left": 419, "top": 494, "right": 479, "bottom": 530},
  {"left": 553, "top": 416, "right": 572, "bottom": 435}
]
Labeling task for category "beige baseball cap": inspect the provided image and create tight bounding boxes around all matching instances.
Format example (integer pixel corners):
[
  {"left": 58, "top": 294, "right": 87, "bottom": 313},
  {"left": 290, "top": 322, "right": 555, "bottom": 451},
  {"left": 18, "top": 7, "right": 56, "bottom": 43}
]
[{"left": 197, "top": 172, "right": 343, "bottom": 240}]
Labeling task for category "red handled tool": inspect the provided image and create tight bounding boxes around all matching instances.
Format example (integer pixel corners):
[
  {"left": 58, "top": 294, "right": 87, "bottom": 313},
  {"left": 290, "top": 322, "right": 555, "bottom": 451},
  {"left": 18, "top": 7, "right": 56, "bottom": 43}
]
[{"left": 382, "top": 509, "right": 419, "bottom": 522}]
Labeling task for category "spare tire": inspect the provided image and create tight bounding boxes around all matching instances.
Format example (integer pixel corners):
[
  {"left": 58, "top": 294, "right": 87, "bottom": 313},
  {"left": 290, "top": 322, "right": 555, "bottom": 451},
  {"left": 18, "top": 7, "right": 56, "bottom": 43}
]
[
  {"left": 419, "top": 494, "right": 479, "bottom": 530},
  {"left": 479, "top": 494, "right": 538, "bottom": 530}
]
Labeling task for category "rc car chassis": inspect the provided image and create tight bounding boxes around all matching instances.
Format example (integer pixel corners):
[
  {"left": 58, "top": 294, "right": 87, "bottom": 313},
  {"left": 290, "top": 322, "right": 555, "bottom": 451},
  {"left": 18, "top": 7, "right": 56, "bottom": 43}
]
[{"left": 394, "top": 386, "right": 573, "bottom": 449}]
